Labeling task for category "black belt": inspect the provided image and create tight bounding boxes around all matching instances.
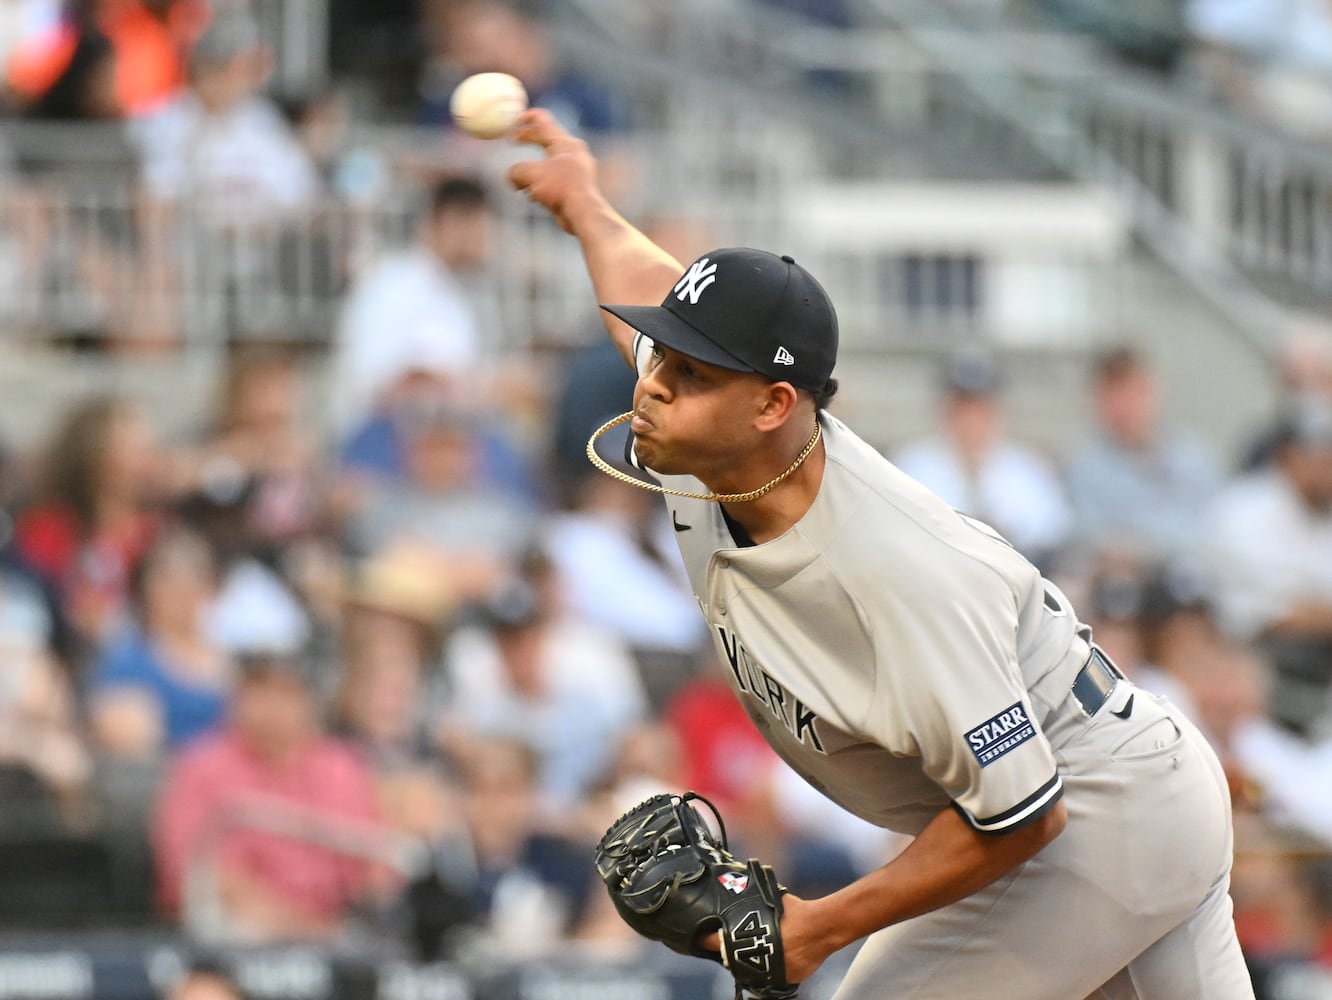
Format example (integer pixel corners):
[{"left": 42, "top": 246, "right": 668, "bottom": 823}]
[{"left": 1070, "top": 646, "right": 1124, "bottom": 717}]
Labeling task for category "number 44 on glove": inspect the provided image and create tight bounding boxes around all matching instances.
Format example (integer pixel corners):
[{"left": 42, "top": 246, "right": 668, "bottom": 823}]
[{"left": 594, "top": 791, "right": 799, "bottom": 1000}]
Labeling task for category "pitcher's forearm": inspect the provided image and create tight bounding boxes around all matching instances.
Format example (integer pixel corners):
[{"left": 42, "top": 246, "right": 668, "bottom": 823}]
[
  {"left": 508, "top": 109, "right": 685, "bottom": 368},
  {"left": 794, "top": 800, "right": 1067, "bottom": 964},
  {"left": 561, "top": 189, "right": 684, "bottom": 366}
]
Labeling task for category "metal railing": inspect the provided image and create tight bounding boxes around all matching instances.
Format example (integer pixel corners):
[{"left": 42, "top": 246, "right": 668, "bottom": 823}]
[
  {"left": 556, "top": 0, "right": 1332, "bottom": 353},
  {"left": 1, "top": 118, "right": 1132, "bottom": 359},
  {"left": 0, "top": 176, "right": 1131, "bottom": 361},
  {"left": 0, "top": 133, "right": 601, "bottom": 355}
]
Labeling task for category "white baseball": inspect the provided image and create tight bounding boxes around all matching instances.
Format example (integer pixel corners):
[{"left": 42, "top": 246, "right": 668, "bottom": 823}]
[{"left": 449, "top": 72, "right": 529, "bottom": 140}]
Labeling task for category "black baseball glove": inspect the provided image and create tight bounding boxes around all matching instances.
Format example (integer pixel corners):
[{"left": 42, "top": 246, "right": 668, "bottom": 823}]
[{"left": 594, "top": 791, "right": 798, "bottom": 1000}]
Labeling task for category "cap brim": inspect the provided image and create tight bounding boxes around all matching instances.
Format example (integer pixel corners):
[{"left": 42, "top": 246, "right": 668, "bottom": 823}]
[{"left": 600, "top": 304, "right": 756, "bottom": 374}]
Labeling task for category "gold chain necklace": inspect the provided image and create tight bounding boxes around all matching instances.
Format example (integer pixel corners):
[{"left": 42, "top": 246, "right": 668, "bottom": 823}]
[{"left": 585, "top": 411, "right": 822, "bottom": 504}]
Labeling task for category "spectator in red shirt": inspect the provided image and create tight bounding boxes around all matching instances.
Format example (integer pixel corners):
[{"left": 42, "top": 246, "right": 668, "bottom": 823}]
[
  {"left": 151, "top": 650, "right": 399, "bottom": 943},
  {"left": 664, "top": 672, "right": 781, "bottom": 815},
  {"left": 99, "top": 0, "right": 208, "bottom": 118},
  {"left": 13, "top": 395, "right": 164, "bottom": 663}
]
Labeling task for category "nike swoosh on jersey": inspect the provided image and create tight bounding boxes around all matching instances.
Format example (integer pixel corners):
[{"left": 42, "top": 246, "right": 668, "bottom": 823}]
[{"left": 673, "top": 511, "right": 691, "bottom": 532}]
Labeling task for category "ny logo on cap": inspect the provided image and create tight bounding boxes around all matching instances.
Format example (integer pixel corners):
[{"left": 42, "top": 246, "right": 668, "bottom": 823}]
[
  {"left": 773, "top": 346, "right": 795, "bottom": 365},
  {"left": 674, "top": 258, "right": 718, "bottom": 305}
]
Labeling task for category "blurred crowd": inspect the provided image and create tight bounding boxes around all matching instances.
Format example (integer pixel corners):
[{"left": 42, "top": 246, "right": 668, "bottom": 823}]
[
  {"left": 1033, "top": 0, "right": 1332, "bottom": 139},
  {"left": 0, "top": 177, "right": 893, "bottom": 967},
  {"left": 0, "top": 0, "right": 1331, "bottom": 997}
]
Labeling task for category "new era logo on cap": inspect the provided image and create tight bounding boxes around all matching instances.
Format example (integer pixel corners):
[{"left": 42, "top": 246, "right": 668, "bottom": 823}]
[{"left": 600, "top": 248, "right": 839, "bottom": 392}]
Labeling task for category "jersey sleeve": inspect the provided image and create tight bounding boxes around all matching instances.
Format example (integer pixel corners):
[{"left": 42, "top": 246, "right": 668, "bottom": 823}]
[{"left": 868, "top": 553, "right": 1063, "bottom": 835}]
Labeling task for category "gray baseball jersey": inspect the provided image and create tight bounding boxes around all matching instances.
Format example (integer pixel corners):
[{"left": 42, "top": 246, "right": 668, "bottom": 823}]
[
  {"left": 625, "top": 336, "right": 1255, "bottom": 998},
  {"left": 643, "top": 414, "right": 1072, "bottom": 837}
]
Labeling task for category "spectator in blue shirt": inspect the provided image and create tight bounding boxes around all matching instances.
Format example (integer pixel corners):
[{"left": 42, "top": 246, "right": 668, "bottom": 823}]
[
  {"left": 88, "top": 524, "right": 234, "bottom": 758},
  {"left": 1065, "top": 345, "right": 1223, "bottom": 564}
]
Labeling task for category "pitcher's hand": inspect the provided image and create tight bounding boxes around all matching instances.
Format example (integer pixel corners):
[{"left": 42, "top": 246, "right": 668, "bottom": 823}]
[
  {"left": 701, "top": 893, "right": 835, "bottom": 985},
  {"left": 508, "top": 109, "right": 604, "bottom": 235}
]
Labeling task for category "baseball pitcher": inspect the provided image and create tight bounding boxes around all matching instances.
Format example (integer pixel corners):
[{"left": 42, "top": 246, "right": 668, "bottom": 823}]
[{"left": 509, "top": 109, "right": 1255, "bottom": 1000}]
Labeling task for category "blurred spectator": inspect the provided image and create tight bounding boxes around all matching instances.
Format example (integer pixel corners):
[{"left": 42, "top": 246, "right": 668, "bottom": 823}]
[
  {"left": 0, "top": 558, "right": 92, "bottom": 832},
  {"left": 1138, "top": 564, "right": 1279, "bottom": 805},
  {"left": 127, "top": 3, "right": 318, "bottom": 348},
  {"left": 97, "top": 0, "right": 205, "bottom": 118},
  {"left": 340, "top": 394, "right": 536, "bottom": 588},
  {"left": 87, "top": 523, "right": 232, "bottom": 760},
  {"left": 193, "top": 346, "right": 326, "bottom": 555},
  {"left": 1133, "top": 562, "right": 1216, "bottom": 719},
  {"left": 549, "top": 339, "right": 637, "bottom": 505},
  {"left": 1064, "top": 344, "right": 1224, "bottom": 563},
  {"left": 161, "top": 960, "right": 248, "bottom": 1000},
  {"left": 1201, "top": 395, "right": 1332, "bottom": 739},
  {"left": 152, "top": 649, "right": 397, "bottom": 943},
  {"left": 11, "top": 395, "right": 164, "bottom": 660},
  {"left": 341, "top": 542, "right": 458, "bottom": 654},
  {"left": 663, "top": 671, "right": 895, "bottom": 898},
  {"left": 336, "top": 370, "right": 540, "bottom": 517},
  {"left": 158, "top": 348, "right": 333, "bottom": 659},
  {"left": 333, "top": 549, "right": 458, "bottom": 843},
  {"left": 283, "top": 85, "right": 391, "bottom": 207},
  {"left": 1186, "top": 0, "right": 1332, "bottom": 136},
  {"left": 450, "top": 734, "right": 592, "bottom": 958},
  {"left": 664, "top": 671, "right": 779, "bottom": 819},
  {"left": 1, "top": 9, "right": 137, "bottom": 345},
  {"left": 330, "top": 175, "right": 495, "bottom": 441},
  {"left": 1076, "top": 556, "right": 1278, "bottom": 803},
  {"left": 659, "top": 670, "right": 789, "bottom": 870},
  {"left": 325, "top": 544, "right": 468, "bottom": 959},
  {"left": 130, "top": 10, "right": 318, "bottom": 223},
  {"left": 1231, "top": 714, "right": 1332, "bottom": 849},
  {"left": 437, "top": 577, "right": 647, "bottom": 813},
  {"left": 176, "top": 484, "right": 314, "bottom": 661},
  {"left": 600, "top": 719, "right": 687, "bottom": 800},
  {"left": 340, "top": 668, "right": 456, "bottom": 821},
  {"left": 541, "top": 423, "right": 707, "bottom": 658},
  {"left": 5, "top": 0, "right": 202, "bottom": 119},
  {"left": 1239, "top": 315, "right": 1332, "bottom": 473},
  {"left": 1230, "top": 820, "right": 1332, "bottom": 992},
  {"left": 766, "top": 762, "right": 905, "bottom": 896},
  {"left": 392, "top": 732, "right": 599, "bottom": 964},
  {"left": 1077, "top": 556, "right": 1152, "bottom": 679},
  {"left": 892, "top": 349, "right": 1072, "bottom": 572},
  {"left": 7, "top": 14, "right": 120, "bottom": 120},
  {"left": 418, "top": 1, "right": 631, "bottom": 137},
  {"left": 0, "top": 1, "right": 63, "bottom": 92}
]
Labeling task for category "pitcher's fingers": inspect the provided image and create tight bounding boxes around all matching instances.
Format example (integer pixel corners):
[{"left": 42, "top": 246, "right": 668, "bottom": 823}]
[
  {"left": 511, "top": 108, "right": 569, "bottom": 149},
  {"left": 507, "top": 158, "right": 540, "bottom": 193}
]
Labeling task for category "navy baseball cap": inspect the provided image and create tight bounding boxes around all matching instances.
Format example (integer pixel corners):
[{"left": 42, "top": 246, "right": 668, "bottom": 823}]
[{"left": 601, "top": 247, "right": 838, "bottom": 393}]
